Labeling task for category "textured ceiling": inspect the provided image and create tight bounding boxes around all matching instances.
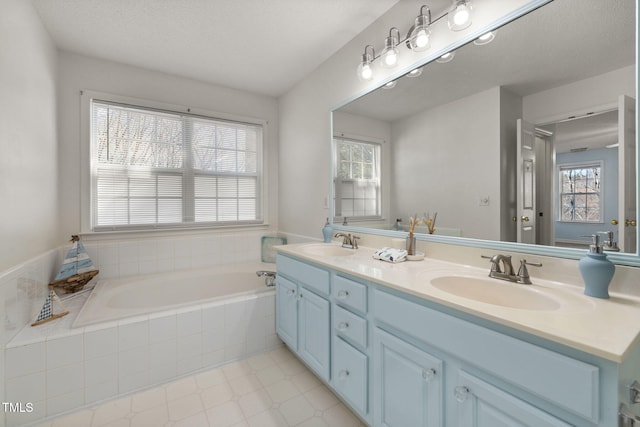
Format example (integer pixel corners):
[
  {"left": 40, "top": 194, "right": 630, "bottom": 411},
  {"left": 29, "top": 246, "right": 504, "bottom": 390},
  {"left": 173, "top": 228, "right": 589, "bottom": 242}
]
[{"left": 31, "top": 0, "right": 400, "bottom": 97}]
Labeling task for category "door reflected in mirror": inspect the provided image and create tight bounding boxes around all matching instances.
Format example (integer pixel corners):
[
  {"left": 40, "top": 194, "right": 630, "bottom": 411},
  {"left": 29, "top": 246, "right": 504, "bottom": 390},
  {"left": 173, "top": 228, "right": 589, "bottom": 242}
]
[{"left": 332, "top": 0, "right": 637, "bottom": 253}]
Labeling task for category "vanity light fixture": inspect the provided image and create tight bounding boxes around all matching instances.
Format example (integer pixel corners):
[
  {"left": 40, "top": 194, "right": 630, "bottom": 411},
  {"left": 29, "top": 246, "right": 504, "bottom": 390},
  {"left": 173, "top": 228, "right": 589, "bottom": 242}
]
[
  {"left": 436, "top": 51, "right": 455, "bottom": 63},
  {"left": 355, "top": 2, "right": 475, "bottom": 80},
  {"left": 448, "top": 0, "right": 472, "bottom": 31},
  {"left": 381, "top": 27, "right": 401, "bottom": 68},
  {"left": 358, "top": 45, "right": 375, "bottom": 81},
  {"left": 407, "top": 6, "right": 432, "bottom": 52},
  {"left": 474, "top": 30, "right": 496, "bottom": 45}
]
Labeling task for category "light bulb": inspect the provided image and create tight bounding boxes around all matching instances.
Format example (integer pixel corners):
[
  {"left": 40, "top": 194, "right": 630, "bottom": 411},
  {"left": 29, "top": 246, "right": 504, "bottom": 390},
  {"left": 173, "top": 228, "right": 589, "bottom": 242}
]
[
  {"left": 358, "top": 62, "right": 373, "bottom": 81},
  {"left": 383, "top": 49, "right": 398, "bottom": 67},
  {"left": 453, "top": 5, "right": 470, "bottom": 26},
  {"left": 448, "top": 0, "right": 472, "bottom": 31},
  {"left": 415, "top": 29, "right": 429, "bottom": 48}
]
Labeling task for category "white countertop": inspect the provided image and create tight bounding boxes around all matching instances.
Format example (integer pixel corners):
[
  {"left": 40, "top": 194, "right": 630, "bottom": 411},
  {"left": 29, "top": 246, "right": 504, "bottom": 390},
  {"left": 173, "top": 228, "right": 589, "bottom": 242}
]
[{"left": 276, "top": 243, "right": 640, "bottom": 363}]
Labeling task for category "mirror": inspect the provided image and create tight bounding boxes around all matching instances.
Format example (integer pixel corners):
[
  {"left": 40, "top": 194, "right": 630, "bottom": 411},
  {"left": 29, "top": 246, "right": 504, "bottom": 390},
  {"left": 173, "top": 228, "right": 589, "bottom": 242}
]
[{"left": 331, "top": 0, "right": 637, "bottom": 259}]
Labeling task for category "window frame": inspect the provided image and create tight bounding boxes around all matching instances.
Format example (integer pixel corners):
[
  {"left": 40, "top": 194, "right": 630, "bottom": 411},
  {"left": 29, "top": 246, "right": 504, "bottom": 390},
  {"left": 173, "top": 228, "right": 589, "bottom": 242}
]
[
  {"left": 80, "top": 91, "right": 267, "bottom": 233},
  {"left": 557, "top": 161, "right": 604, "bottom": 223},
  {"left": 332, "top": 135, "right": 382, "bottom": 222}
]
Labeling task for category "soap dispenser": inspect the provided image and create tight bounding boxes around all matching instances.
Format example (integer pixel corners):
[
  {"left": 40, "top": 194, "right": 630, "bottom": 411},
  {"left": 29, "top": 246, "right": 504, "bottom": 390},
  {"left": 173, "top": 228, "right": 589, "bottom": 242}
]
[
  {"left": 322, "top": 218, "right": 332, "bottom": 243},
  {"left": 579, "top": 234, "right": 615, "bottom": 299}
]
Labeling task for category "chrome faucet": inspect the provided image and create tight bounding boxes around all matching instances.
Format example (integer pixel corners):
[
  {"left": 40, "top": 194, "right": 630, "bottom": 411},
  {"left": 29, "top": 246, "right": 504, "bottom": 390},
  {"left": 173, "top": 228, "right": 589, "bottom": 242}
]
[
  {"left": 481, "top": 255, "right": 541, "bottom": 285},
  {"left": 334, "top": 232, "right": 359, "bottom": 249},
  {"left": 256, "top": 270, "right": 276, "bottom": 287}
]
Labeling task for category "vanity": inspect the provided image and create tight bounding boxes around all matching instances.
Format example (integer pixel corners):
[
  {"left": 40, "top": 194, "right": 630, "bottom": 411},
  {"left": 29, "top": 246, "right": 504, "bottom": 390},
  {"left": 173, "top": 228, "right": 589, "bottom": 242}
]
[{"left": 275, "top": 243, "right": 640, "bottom": 427}]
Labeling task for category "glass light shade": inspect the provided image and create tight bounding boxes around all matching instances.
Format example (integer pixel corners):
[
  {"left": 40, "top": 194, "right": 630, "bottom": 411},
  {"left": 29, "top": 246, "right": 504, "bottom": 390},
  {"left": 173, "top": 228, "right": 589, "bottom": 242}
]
[
  {"left": 407, "top": 67, "right": 423, "bottom": 78},
  {"left": 357, "top": 61, "right": 373, "bottom": 81},
  {"left": 383, "top": 80, "right": 397, "bottom": 89},
  {"left": 448, "top": 0, "right": 472, "bottom": 31},
  {"left": 408, "top": 14, "right": 431, "bottom": 52},
  {"left": 381, "top": 44, "right": 399, "bottom": 68},
  {"left": 436, "top": 51, "right": 455, "bottom": 63},
  {"left": 474, "top": 31, "right": 496, "bottom": 45}
]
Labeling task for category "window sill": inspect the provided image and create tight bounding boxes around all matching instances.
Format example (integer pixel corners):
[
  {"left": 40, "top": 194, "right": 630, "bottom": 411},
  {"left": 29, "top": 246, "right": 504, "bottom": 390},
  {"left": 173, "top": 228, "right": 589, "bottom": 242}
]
[{"left": 80, "top": 223, "right": 271, "bottom": 242}]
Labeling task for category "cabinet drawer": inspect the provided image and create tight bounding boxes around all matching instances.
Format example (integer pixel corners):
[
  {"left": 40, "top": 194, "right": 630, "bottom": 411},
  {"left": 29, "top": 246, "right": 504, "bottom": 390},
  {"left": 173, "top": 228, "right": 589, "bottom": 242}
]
[
  {"left": 277, "top": 255, "right": 329, "bottom": 295},
  {"left": 333, "top": 305, "right": 367, "bottom": 349},
  {"left": 332, "top": 337, "right": 368, "bottom": 417},
  {"left": 333, "top": 275, "right": 367, "bottom": 314},
  {"left": 374, "top": 289, "right": 599, "bottom": 422}
]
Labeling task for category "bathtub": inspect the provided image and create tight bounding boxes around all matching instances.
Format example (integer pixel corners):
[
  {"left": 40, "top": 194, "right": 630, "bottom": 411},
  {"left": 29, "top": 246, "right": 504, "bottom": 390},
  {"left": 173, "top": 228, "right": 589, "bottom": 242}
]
[
  {"left": 73, "top": 261, "right": 275, "bottom": 327},
  {"left": 5, "top": 261, "right": 281, "bottom": 423}
]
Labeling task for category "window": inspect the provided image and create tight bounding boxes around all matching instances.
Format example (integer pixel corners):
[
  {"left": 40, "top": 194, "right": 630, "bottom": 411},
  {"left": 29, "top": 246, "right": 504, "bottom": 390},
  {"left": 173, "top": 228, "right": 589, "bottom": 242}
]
[
  {"left": 558, "top": 163, "right": 602, "bottom": 222},
  {"left": 333, "top": 137, "right": 381, "bottom": 220},
  {"left": 90, "top": 100, "right": 263, "bottom": 231}
]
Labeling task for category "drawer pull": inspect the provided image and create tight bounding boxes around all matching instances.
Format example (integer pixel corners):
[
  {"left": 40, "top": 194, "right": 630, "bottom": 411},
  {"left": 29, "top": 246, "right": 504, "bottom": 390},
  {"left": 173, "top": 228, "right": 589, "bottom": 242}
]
[
  {"left": 422, "top": 368, "right": 436, "bottom": 382},
  {"left": 337, "top": 290, "right": 350, "bottom": 299},
  {"left": 454, "top": 386, "right": 470, "bottom": 403},
  {"left": 338, "top": 369, "right": 350, "bottom": 379},
  {"left": 337, "top": 322, "right": 350, "bottom": 331}
]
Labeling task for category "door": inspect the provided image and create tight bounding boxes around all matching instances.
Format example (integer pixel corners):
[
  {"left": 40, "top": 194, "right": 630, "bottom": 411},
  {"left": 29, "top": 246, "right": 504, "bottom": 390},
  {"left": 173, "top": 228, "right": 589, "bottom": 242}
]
[
  {"left": 517, "top": 119, "right": 537, "bottom": 244},
  {"left": 373, "top": 329, "right": 443, "bottom": 427},
  {"left": 298, "top": 287, "right": 330, "bottom": 381},
  {"left": 618, "top": 95, "right": 637, "bottom": 252},
  {"left": 455, "top": 371, "right": 570, "bottom": 427},
  {"left": 275, "top": 276, "right": 298, "bottom": 350}
]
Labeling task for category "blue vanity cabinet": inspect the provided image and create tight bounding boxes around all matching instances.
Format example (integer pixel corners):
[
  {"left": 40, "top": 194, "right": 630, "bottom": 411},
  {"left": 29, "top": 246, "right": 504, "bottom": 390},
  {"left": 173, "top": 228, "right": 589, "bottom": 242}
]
[
  {"left": 373, "top": 328, "right": 443, "bottom": 427},
  {"left": 276, "top": 255, "right": 331, "bottom": 381},
  {"left": 331, "top": 274, "right": 371, "bottom": 421}
]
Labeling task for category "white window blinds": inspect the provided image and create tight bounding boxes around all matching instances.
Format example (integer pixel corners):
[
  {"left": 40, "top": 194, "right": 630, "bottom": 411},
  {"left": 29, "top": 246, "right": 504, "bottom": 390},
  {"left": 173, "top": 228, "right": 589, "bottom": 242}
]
[{"left": 91, "top": 100, "right": 263, "bottom": 231}]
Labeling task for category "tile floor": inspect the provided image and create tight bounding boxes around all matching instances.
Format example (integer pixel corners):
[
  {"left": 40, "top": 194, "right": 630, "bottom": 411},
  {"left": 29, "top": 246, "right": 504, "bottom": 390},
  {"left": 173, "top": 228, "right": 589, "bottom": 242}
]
[{"left": 35, "top": 346, "right": 367, "bottom": 427}]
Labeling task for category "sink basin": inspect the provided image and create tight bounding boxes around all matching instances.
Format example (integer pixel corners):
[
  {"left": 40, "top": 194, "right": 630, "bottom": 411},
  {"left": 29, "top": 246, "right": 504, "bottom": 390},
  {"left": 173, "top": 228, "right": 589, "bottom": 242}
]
[
  {"left": 430, "top": 276, "right": 561, "bottom": 311},
  {"left": 302, "top": 244, "right": 356, "bottom": 257}
]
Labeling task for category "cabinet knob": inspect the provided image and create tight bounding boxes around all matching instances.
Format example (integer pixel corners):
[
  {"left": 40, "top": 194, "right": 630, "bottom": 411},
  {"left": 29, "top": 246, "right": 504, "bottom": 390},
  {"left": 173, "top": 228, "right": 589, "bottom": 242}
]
[
  {"left": 286, "top": 289, "right": 296, "bottom": 296},
  {"left": 337, "top": 322, "right": 349, "bottom": 331},
  {"left": 521, "top": 216, "right": 530, "bottom": 222},
  {"left": 627, "top": 219, "right": 637, "bottom": 227},
  {"left": 454, "top": 386, "right": 470, "bottom": 403},
  {"left": 337, "top": 290, "right": 350, "bottom": 299},
  {"left": 338, "top": 370, "right": 350, "bottom": 379},
  {"left": 422, "top": 368, "right": 436, "bottom": 382}
]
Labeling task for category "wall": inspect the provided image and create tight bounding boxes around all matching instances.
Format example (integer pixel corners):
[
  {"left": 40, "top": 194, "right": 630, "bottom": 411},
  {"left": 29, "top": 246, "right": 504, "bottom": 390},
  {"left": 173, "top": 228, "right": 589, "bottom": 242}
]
[
  {"left": 57, "top": 51, "right": 280, "bottom": 242},
  {"left": 0, "top": 0, "right": 59, "bottom": 272},
  {"left": 523, "top": 65, "right": 636, "bottom": 123},
  {"left": 278, "top": 0, "right": 544, "bottom": 241},
  {"left": 391, "top": 87, "right": 501, "bottom": 240}
]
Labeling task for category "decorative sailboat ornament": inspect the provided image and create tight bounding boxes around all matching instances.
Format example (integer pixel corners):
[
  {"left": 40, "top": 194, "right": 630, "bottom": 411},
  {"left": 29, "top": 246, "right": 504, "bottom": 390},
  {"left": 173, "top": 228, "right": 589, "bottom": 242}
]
[
  {"left": 49, "top": 235, "right": 99, "bottom": 294},
  {"left": 31, "top": 289, "right": 69, "bottom": 326}
]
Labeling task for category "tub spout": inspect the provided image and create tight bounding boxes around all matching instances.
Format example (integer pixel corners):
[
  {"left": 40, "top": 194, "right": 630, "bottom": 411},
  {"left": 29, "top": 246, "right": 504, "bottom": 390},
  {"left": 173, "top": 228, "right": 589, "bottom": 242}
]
[{"left": 256, "top": 270, "right": 276, "bottom": 287}]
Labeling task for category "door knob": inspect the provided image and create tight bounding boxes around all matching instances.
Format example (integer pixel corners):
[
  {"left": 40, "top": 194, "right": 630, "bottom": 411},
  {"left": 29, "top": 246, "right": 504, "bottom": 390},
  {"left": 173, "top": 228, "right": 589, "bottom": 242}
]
[
  {"left": 521, "top": 216, "right": 530, "bottom": 222},
  {"left": 626, "top": 219, "right": 637, "bottom": 227},
  {"left": 612, "top": 219, "right": 619, "bottom": 225}
]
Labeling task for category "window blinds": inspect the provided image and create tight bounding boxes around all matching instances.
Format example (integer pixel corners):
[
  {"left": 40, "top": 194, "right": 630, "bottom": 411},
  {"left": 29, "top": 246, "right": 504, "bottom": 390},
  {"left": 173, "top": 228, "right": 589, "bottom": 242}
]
[{"left": 91, "top": 100, "right": 262, "bottom": 230}]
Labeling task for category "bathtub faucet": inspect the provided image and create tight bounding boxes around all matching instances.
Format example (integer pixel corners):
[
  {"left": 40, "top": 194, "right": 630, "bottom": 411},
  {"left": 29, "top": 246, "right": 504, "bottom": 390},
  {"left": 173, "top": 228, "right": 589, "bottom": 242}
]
[{"left": 256, "top": 270, "right": 276, "bottom": 287}]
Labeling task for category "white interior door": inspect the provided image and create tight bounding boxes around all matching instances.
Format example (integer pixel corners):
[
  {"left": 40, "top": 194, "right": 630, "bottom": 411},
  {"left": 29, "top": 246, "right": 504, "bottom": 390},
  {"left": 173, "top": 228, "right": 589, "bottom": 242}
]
[
  {"left": 618, "top": 95, "right": 637, "bottom": 252},
  {"left": 517, "top": 119, "right": 536, "bottom": 244}
]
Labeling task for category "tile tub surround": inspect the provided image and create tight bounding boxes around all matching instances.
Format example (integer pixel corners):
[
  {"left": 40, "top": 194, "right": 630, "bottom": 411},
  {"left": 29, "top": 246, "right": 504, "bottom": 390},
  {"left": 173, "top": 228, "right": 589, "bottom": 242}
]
[{"left": 3, "top": 288, "right": 278, "bottom": 426}]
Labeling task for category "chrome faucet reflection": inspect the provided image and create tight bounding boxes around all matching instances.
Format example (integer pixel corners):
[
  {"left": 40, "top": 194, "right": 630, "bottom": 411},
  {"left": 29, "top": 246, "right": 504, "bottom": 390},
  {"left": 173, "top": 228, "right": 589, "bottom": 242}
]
[
  {"left": 482, "top": 254, "right": 542, "bottom": 285},
  {"left": 334, "top": 232, "right": 360, "bottom": 249}
]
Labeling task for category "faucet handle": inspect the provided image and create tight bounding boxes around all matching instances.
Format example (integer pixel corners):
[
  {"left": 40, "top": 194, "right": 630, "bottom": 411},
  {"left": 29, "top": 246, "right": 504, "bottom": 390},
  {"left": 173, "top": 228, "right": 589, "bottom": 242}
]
[
  {"left": 481, "top": 254, "right": 502, "bottom": 273},
  {"left": 516, "top": 259, "right": 542, "bottom": 285}
]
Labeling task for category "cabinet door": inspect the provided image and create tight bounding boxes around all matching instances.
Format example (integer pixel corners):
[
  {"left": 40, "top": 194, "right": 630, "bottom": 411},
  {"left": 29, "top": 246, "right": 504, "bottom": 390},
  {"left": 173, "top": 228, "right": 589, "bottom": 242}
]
[
  {"left": 373, "top": 329, "right": 443, "bottom": 427},
  {"left": 298, "top": 288, "right": 330, "bottom": 380},
  {"left": 455, "top": 370, "right": 571, "bottom": 427},
  {"left": 276, "top": 276, "right": 298, "bottom": 350}
]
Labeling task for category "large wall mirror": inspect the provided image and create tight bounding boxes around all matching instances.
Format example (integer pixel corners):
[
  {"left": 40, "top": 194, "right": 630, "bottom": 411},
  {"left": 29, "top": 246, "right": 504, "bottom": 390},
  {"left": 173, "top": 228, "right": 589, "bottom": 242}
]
[{"left": 331, "top": 0, "right": 639, "bottom": 265}]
